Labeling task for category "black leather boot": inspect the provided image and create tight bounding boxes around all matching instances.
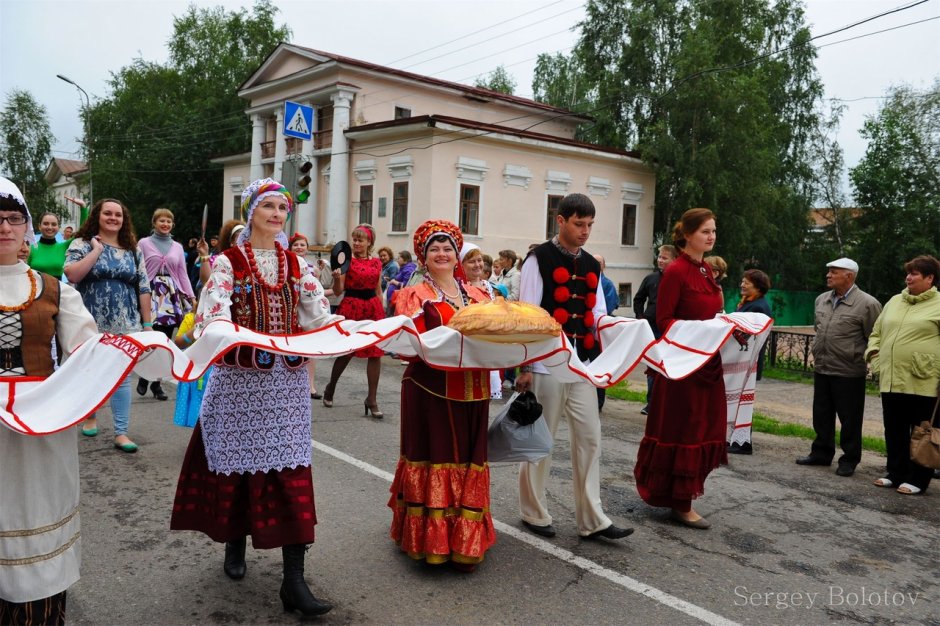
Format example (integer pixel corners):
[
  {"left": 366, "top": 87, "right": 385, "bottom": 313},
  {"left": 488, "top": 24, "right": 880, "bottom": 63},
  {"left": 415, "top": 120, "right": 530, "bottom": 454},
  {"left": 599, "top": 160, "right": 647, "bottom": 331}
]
[
  {"left": 136, "top": 377, "right": 149, "bottom": 396},
  {"left": 280, "top": 544, "right": 332, "bottom": 617},
  {"left": 150, "top": 380, "right": 168, "bottom": 401},
  {"left": 223, "top": 537, "right": 246, "bottom": 580}
]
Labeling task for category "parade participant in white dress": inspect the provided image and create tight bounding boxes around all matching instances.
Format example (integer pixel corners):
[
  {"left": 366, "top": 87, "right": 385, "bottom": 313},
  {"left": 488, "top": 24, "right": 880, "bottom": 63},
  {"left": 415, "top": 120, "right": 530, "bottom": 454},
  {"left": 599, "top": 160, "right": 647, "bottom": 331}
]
[{"left": 0, "top": 177, "right": 98, "bottom": 625}]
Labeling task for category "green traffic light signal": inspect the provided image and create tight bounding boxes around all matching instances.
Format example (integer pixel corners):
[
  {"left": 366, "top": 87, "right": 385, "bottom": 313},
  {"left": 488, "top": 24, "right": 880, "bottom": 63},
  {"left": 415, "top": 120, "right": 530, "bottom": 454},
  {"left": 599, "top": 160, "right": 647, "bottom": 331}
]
[{"left": 296, "top": 161, "right": 313, "bottom": 204}]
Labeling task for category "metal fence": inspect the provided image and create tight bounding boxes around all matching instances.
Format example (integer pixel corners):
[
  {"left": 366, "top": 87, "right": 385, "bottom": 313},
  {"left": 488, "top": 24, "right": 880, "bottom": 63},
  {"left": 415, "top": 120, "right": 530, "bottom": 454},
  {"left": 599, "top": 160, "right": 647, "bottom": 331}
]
[{"left": 766, "top": 330, "right": 815, "bottom": 374}]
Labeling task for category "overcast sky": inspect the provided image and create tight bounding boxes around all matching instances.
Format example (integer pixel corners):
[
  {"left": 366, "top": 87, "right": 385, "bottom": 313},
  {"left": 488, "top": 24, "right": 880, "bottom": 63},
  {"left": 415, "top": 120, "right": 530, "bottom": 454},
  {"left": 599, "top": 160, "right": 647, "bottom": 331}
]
[{"left": 1, "top": 0, "right": 938, "bottom": 192}]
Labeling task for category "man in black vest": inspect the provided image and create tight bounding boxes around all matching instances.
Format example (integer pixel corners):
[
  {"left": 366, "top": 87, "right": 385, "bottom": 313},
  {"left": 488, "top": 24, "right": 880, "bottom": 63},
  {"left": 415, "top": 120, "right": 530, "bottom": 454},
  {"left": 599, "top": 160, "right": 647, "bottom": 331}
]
[{"left": 515, "top": 193, "right": 633, "bottom": 541}]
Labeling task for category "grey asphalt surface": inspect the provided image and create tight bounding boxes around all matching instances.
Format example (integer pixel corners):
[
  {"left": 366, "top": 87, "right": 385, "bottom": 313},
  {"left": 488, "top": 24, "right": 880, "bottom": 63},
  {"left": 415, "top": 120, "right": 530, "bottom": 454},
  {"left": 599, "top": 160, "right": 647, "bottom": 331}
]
[{"left": 67, "top": 357, "right": 938, "bottom": 625}]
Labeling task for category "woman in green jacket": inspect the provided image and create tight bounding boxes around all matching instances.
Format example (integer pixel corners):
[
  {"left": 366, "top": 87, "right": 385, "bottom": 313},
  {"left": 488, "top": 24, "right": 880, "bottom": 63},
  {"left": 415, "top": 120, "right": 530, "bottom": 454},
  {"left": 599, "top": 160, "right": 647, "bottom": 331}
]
[{"left": 865, "top": 255, "right": 940, "bottom": 495}]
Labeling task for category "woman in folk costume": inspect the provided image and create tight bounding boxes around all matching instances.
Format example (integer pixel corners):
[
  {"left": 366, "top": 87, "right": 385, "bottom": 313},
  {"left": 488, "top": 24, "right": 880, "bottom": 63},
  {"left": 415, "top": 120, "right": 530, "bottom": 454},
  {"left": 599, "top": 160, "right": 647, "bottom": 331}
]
[
  {"left": 389, "top": 220, "right": 496, "bottom": 572},
  {"left": 170, "top": 178, "right": 336, "bottom": 617},
  {"left": 633, "top": 208, "right": 726, "bottom": 530},
  {"left": 0, "top": 177, "right": 98, "bottom": 625}
]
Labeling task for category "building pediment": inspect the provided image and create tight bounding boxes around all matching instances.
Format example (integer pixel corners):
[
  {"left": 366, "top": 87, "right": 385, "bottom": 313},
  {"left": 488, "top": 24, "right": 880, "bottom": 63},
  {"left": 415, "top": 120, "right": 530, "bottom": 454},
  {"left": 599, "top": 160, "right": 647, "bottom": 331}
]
[{"left": 239, "top": 43, "right": 334, "bottom": 92}]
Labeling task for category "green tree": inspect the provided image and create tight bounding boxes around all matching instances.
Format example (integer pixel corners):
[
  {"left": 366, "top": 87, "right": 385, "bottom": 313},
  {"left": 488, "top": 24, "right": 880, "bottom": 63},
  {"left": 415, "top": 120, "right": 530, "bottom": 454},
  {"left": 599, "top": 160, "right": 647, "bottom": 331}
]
[
  {"left": 0, "top": 89, "right": 58, "bottom": 218},
  {"left": 532, "top": 0, "right": 823, "bottom": 289},
  {"left": 474, "top": 65, "right": 517, "bottom": 95},
  {"left": 850, "top": 82, "right": 940, "bottom": 302},
  {"left": 87, "top": 0, "right": 290, "bottom": 238}
]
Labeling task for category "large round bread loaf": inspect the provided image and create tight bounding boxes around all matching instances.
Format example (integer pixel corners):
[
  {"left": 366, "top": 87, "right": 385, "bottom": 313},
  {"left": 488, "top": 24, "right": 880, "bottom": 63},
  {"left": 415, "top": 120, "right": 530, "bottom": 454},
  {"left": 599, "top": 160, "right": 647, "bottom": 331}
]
[{"left": 447, "top": 297, "right": 561, "bottom": 343}]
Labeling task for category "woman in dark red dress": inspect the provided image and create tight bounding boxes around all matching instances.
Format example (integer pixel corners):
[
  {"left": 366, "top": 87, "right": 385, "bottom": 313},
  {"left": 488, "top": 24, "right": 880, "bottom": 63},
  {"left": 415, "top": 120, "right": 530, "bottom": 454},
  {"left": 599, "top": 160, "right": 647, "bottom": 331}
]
[
  {"left": 389, "top": 220, "right": 494, "bottom": 571},
  {"left": 634, "top": 208, "right": 726, "bottom": 529},
  {"left": 323, "top": 223, "right": 386, "bottom": 417}
]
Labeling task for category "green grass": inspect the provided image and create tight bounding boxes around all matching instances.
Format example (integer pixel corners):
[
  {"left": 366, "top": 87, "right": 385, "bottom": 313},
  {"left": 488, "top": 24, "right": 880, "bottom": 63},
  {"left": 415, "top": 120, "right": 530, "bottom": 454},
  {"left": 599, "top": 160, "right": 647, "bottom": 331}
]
[
  {"left": 761, "top": 366, "right": 881, "bottom": 396},
  {"left": 753, "top": 412, "right": 886, "bottom": 455},
  {"left": 606, "top": 379, "right": 888, "bottom": 456}
]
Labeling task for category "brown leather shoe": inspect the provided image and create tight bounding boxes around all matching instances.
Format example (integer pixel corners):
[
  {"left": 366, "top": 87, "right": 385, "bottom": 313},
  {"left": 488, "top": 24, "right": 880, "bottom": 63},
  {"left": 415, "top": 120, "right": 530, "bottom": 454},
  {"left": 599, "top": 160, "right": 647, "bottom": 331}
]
[{"left": 670, "top": 509, "right": 710, "bottom": 529}]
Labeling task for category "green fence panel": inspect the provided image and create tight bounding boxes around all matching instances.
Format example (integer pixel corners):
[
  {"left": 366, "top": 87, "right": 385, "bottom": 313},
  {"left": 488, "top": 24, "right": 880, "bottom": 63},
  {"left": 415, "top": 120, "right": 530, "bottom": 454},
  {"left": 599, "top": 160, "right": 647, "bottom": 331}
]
[{"left": 723, "top": 289, "right": 816, "bottom": 326}]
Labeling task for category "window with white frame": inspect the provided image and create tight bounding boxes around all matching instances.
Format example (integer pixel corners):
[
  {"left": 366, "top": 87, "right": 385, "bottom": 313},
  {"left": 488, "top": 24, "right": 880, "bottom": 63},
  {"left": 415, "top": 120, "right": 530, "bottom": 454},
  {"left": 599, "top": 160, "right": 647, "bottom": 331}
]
[
  {"left": 546, "top": 194, "right": 563, "bottom": 239},
  {"left": 459, "top": 184, "right": 480, "bottom": 236},
  {"left": 358, "top": 185, "right": 373, "bottom": 224},
  {"left": 394, "top": 106, "right": 412, "bottom": 120},
  {"left": 621, "top": 204, "right": 637, "bottom": 246},
  {"left": 392, "top": 181, "right": 409, "bottom": 232},
  {"left": 618, "top": 283, "right": 633, "bottom": 308}
]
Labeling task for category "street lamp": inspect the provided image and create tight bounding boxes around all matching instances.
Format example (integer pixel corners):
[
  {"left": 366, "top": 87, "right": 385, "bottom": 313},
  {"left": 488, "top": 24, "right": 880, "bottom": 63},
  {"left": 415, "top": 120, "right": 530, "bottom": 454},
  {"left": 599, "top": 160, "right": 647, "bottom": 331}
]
[{"left": 56, "top": 74, "right": 93, "bottom": 211}]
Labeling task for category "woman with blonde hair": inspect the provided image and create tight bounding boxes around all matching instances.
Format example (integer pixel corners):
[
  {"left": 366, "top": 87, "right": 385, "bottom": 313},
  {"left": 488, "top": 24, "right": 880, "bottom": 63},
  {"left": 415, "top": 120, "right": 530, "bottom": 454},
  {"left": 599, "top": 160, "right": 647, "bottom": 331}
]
[{"left": 136, "top": 207, "right": 195, "bottom": 400}]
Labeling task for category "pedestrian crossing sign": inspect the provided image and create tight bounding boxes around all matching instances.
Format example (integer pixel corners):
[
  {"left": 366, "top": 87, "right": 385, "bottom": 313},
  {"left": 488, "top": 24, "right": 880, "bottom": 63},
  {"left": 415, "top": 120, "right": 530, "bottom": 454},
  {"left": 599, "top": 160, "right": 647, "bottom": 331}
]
[{"left": 283, "top": 101, "right": 314, "bottom": 141}]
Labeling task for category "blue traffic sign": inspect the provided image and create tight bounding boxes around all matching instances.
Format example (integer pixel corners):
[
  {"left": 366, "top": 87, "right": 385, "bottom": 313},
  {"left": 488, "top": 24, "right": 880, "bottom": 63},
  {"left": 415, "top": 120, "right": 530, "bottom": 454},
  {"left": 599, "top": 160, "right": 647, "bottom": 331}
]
[{"left": 283, "top": 101, "right": 314, "bottom": 141}]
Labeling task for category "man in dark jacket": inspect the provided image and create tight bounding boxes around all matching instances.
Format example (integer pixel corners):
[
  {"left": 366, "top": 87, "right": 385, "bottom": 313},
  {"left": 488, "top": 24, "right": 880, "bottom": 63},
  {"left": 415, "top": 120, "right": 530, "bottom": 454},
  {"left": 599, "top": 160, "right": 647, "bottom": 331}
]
[{"left": 633, "top": 244, "right": 677, "bottom": 414}]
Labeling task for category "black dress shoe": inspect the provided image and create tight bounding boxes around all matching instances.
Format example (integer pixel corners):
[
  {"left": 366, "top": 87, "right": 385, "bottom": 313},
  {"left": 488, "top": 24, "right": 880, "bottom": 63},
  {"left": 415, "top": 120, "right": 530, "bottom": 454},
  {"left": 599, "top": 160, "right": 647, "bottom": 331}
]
[
  {"left": 584, "top": 524, "right": 634, "bottom": 540},
  {"left": 522, "top": 520, "right": 556, "bottom": 538},
  {"left": 835, "top": 466, "right": 855, "bottom": 477},
  {"left": 795, "top": 455, "right": 830, "bottom": 466}
]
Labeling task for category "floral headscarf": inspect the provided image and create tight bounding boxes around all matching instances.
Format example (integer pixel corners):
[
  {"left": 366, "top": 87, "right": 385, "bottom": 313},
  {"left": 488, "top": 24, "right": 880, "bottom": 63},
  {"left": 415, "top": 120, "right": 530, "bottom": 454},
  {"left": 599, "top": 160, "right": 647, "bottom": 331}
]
[{"left": 238, "top": 177, "right": 293, "bottom": 247}]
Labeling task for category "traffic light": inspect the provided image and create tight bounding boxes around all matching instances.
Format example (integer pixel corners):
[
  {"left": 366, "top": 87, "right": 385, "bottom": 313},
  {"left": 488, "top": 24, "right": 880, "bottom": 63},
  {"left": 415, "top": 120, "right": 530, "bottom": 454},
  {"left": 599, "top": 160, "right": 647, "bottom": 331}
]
[{"left": 297, "top": 161, "right": 312, "bottom": 204}]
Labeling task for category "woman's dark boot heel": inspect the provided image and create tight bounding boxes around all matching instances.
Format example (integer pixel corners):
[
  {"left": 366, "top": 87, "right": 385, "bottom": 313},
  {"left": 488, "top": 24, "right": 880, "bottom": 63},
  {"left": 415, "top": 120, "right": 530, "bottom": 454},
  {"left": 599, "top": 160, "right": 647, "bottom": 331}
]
[
  {"left": 223, "top": 537, "right": 247, "bottom": 580},
  {"left": 280, "top": 544, "right": 332, "bottom": 617},
  {"left": 150, "top": 381, "right": 168, "bottom": 401}
]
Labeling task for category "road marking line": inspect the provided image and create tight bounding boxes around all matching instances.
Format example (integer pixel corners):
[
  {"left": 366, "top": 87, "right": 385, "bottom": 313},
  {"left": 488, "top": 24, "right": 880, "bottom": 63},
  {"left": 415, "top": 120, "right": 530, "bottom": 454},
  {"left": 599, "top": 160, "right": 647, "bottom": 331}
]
[{"left": 313, "top": 439, "right": 738, "bottom": 626}]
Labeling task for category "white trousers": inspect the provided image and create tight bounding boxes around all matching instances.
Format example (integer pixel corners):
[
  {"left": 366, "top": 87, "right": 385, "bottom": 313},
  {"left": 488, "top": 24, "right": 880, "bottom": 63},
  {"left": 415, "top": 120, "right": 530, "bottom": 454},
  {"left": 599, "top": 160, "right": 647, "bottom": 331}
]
[{"left": 518, "top": 374, "right": 612, "bottom": 535}]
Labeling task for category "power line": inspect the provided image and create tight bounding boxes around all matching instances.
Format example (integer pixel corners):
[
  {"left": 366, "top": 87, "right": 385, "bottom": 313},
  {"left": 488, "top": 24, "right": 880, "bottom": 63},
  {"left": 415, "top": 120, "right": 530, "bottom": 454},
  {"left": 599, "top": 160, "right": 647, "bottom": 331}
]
[
  {"left": 386, "top": 0, "right": 570, "bottom": 65},
  {"left": 87, "top": 2, "right": 937, "bottom": 172}
]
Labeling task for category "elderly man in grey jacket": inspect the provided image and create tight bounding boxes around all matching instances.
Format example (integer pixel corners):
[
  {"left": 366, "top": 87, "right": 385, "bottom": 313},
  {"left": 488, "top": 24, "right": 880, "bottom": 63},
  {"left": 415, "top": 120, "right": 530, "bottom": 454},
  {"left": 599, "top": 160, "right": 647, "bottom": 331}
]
[{"left": 796, "top": 258, "right": 882, "bottom": 476}]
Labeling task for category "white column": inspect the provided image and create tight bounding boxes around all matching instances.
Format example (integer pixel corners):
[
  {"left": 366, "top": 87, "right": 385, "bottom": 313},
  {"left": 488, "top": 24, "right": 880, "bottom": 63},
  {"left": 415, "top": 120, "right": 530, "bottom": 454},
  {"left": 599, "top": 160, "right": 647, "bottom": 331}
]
[
  {"left": 297, "top": 101, "right": 318, "bottom": 242},
  {"left": 249, "top": 114, "right": 265, "bottom": 182},
  {"left": 273, "top": 107, "right": 286, "bottom": 182},
  {"left": 326, "top": 89, "right": 354, "bottom": 244}
]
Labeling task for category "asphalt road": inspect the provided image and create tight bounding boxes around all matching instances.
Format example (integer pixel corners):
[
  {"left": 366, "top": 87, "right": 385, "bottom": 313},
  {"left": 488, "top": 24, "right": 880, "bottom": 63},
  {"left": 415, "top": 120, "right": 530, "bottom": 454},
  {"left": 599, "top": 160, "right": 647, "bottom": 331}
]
[{"left": 68, "top": 357, "right": 939, "bottom": 625}]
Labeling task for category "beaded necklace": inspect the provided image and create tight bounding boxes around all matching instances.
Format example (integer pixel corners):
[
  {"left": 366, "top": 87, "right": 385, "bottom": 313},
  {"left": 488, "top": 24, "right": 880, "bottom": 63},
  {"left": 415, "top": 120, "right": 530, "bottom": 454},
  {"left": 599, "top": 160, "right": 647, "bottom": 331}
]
[
  {"left": 243, "top": 241, "right": 286, "bottom": 291},
  {"left": 424, "top": 272, "right": 468, "bottom": 308},
  {"left": 0, "top": 269, "right": 38, "bottom": 313}
]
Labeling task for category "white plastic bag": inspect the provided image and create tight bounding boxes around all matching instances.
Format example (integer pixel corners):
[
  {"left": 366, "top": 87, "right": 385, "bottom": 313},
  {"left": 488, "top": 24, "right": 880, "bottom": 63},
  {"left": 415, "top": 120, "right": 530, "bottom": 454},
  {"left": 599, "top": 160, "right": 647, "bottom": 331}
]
[{"left": 487, "top": 392, "right": 553, "bottom": 463}]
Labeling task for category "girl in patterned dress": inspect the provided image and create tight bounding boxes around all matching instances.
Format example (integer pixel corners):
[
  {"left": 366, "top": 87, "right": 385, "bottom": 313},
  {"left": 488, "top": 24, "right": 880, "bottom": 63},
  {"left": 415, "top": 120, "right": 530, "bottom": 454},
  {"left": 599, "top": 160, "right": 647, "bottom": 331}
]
[
  {"left": 322, "top": 223, "right": 386, "bottom": 417},
  {"left": 64, "top": 199, "right": 152, "bottom": 453}
]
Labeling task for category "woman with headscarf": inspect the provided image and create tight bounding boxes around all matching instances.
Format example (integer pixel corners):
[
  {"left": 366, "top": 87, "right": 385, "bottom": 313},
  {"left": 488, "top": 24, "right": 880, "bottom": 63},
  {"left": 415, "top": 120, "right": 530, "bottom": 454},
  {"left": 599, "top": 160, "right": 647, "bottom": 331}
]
[
  {"left": 170, "top": 178, "right": 335, "bottom": 617},
  {"left": 321, "top": 223, "right": 386, "bottom": 417},
  {"left": 65, "top": 198, "right": 152, "bottom": 453},
  {"left": 136, "top": 208, "right": 196, "bottom": 401},
  {"left": 0, "top": 177, "right": 98, "bottom": 625},
  {"left": 389, "top": 220, "right": 495, "bottom": 572}
]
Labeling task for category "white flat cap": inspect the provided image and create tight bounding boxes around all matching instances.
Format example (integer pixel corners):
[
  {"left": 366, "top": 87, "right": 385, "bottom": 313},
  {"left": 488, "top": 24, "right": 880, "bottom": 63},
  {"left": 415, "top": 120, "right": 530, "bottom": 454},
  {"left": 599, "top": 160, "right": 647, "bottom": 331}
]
[{"left": 827, "top": 257, "right": 859, "bottom": 273}]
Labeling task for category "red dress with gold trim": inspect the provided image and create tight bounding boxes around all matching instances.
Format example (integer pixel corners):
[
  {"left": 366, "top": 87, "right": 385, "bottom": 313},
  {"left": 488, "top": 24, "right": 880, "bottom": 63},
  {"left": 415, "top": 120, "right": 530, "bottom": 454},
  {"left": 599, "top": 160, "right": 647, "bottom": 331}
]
[{"left": 388, "top": 282, "right": 496, "bottom": 566}]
